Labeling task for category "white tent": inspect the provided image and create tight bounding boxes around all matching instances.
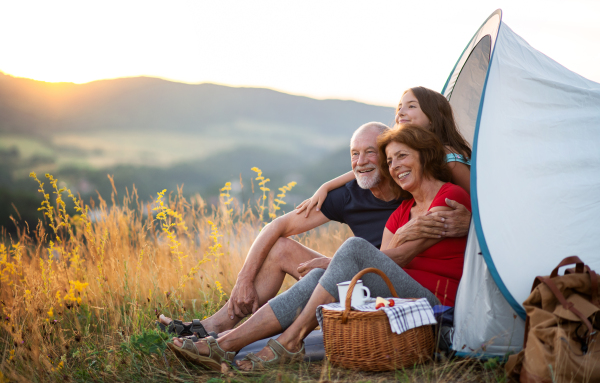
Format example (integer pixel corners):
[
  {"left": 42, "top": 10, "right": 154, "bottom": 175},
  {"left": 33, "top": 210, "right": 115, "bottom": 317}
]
[{"left": 444, "top": 9, "right": 600, "bottom": 357}]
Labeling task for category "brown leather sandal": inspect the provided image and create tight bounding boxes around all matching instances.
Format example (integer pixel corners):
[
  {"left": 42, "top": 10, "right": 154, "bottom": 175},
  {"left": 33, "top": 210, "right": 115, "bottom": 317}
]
[
  {"left": 167, "top": 336, "right": 235, "bottom": 371},
  {"left": 237, "top": 339, "right": 305, "bottom": 371}
]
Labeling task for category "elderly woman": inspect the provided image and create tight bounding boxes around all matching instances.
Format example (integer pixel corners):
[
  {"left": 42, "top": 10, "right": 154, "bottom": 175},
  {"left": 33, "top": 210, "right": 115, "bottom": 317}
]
[{"left": 168, "top": 124, "right": 471, "bottom": 371}]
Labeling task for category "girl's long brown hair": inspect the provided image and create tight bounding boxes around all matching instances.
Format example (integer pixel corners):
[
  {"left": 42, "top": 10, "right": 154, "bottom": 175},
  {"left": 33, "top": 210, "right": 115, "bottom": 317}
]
[{"left": 397, "top": 86, "right": 471, "bottom": 159}]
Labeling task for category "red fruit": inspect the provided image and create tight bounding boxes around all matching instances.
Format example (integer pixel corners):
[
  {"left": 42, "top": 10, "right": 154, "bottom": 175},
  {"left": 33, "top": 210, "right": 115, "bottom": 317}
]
[
  {"left": 375, "top": 303, "right": 385, "bottom": 309},
  {"left": 389, "top": 300, "right": 395, "bottom": 307}
]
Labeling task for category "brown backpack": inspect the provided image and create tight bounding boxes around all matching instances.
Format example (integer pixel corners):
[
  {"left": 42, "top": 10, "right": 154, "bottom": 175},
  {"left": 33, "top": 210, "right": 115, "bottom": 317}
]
[{"left": 506, "top": 256, "right": 600, "bottom": 383}]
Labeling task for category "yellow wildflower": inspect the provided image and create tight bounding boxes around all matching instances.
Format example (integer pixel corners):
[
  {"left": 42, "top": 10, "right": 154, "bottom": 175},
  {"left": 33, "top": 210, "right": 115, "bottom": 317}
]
[{"left": 69, "top": 280, "right": 89, "bottom": 292}]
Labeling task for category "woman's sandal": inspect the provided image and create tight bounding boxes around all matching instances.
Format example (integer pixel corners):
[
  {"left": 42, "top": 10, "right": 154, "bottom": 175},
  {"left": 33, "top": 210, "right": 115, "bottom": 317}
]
[
  {"left": 167, "top": 336, "right": 235, "bottom": 371},
  {"left": 157, "top": 318, "right": 217, "bottom": 338},
  {"left": 238, "top": 339, "right": 305, "bottom": 371}
]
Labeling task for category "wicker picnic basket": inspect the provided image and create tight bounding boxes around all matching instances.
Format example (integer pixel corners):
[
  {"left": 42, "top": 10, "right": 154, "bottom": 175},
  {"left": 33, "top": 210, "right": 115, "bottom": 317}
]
[{"left": 322, "top": 268, "right": 435, "bottom": 371}]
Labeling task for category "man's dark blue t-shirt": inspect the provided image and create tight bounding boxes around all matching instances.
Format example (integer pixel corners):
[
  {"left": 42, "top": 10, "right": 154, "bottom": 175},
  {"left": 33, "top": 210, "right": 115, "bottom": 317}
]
[{"left": 319, "top": 180, "right": 402, "bottom": 249}]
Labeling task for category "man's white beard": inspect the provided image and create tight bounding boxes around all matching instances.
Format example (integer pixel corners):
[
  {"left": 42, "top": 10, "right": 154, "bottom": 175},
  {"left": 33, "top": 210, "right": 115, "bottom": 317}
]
[{"left": 354, "top": 166, "right": 381, "bottom": 189}]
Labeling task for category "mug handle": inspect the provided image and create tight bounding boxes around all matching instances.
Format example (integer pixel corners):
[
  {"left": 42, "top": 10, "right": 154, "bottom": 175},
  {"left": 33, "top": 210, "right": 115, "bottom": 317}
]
[{"left": 361, "top": 286, "right": 371, "bottom": 299}]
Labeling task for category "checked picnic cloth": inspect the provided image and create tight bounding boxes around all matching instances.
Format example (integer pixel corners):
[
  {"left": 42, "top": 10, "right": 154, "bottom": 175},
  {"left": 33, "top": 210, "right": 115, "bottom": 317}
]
[{"left": 316, "top": 298, "right": 437, "bottom": 335}]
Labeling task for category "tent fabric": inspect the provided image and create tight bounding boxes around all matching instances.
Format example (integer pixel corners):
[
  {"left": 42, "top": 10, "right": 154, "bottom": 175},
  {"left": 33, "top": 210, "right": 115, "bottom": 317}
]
[
  {"left": 473, "top": 22, "right": 600, "bottom": 318},
  {"left": 444, "top": 9, "right": 600, "bottom": 357},
  {"left": 452, "top": 222, "right": 525, "bottom": 357}
]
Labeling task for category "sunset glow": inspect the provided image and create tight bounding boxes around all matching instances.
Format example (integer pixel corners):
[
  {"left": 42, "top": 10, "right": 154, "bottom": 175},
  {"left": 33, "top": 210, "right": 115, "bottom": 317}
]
[{"left": 2, "top": 0, "right": 599, "bottom": 106}]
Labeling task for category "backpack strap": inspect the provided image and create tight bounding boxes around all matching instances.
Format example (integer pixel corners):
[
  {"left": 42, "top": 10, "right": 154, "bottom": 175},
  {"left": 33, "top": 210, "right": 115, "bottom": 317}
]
[
  {"left": 550, "top": 256, "right": 584, "bottom": 278},
  {"left": 555, "top": 256, "right": 599, "bottom": 307},
  {"left": 541, "top": 277, "right": 595, "bottom": 337},
  {"left": 589, "top": 270, "right": 599, "bottom": 307}
]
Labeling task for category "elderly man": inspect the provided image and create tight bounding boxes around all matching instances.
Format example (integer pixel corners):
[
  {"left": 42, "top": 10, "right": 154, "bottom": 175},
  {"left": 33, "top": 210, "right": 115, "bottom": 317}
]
[{"left": 159, "top": 122, "right": 471, "bottom": 338}]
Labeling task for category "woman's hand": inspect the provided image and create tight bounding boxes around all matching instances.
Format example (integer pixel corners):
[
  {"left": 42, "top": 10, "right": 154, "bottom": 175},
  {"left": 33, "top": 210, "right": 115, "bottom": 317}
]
[
  {"left": 385, "top": 215, "right": 446, "bottom": 250},
  {"left": 297, "top": 257, "right": 331, "bottom": 278},
  {"left": 382, "top": 218, "right": 441, "bottom": 251},
  {"left": 295, "top": 187, "right": 329, "bottom": 218},
  {"left": 296, "top": 171, "right": 355, "bottom": 217}
]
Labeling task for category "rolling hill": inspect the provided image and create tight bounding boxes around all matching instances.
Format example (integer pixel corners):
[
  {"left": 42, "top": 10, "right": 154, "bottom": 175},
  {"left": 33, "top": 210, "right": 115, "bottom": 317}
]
[{"left": 0, "top": 72, "right": 396, "bottom": 232}]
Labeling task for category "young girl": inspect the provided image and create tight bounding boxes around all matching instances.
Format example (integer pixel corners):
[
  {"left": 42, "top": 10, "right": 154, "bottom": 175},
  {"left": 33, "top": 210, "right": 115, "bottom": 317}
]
[{"left": 296, "top": 86, "right": 471, "bottom": 216}]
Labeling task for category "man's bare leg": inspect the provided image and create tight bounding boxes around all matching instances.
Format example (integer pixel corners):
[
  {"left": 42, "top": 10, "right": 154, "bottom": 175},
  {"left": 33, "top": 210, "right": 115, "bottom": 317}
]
[
  {"left": 160, "top": 237, "right": 326, "bottom": 334},
  {"left": 236, "top": 284, "right": 334, "bottom": 371}
]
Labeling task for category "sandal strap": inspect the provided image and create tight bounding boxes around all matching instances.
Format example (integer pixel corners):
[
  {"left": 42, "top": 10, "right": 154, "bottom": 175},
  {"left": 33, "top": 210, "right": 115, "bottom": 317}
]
[
  {"left": 237, "top": 340, "right": 305, "bottom": 371},
  {"left": 267, "top": 339, "right": 305, "bottom": 361},
  {"left": 169, "top": 320, "right": 186, "bottom": 335},
  {"left": 180, "top": 338, "right": 199, "bottom": 355},
  {"left": 267, "top": 339, "right": 288, "bottom": 357},
  {"left": 190, "top": 319, "right": 209, "bottom": 337},
  {"left": 243, "top": 352, "right": 266, "bottom": 370},
  {"left": 180, "top": 334, "right": 199, "bottom": 342},
  {"left": 179, "top": 332, "right": 217, "bottom": 342},
  {"left": 206, "top": 336, "right": 236, "bottom": 363},
  {"left": 244, "top": 353, "right": 266, "bottom": 363},
  {"left": 163, "top": 318, "right": 209, "bottom": 337}
]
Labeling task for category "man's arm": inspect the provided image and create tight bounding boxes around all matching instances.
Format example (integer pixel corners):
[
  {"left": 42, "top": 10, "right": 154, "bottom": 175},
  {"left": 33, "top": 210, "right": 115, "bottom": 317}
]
[{"left": 227, "top": 210, "right": 330, "bottom": 319}]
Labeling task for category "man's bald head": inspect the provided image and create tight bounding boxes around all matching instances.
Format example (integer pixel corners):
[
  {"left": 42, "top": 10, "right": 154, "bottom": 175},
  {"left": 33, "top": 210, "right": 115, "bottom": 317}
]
[
  {"left": 350, "top": 122, "right": 390, "bottom": 145},
  {"left": 350, "top": 122, "right": 390, "bottom": 190}
]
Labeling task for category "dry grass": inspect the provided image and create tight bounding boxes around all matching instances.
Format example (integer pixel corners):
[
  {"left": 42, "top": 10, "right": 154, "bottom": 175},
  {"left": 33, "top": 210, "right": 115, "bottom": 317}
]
[{"left": 0, "top": 171, "right": 505, "bottom": 382}]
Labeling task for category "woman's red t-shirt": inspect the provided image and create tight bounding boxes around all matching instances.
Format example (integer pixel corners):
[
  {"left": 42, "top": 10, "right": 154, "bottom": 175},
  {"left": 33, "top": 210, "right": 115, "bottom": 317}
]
[{"left": 385, "top": 183, "right": 471, "bottom": 307}]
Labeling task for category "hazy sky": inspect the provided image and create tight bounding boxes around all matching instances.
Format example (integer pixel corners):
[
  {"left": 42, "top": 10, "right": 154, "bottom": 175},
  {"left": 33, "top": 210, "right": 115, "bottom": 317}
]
[{"left": 1, "top": 0, "right": 598, "bottom": 106}]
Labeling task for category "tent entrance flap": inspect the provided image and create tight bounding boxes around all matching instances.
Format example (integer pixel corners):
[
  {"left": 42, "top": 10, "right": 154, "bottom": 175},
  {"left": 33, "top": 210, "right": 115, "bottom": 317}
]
[
  {"left": 447, "top": 35, "right": 491, "bottom": 147},
  {"left": 442, "top": 9, "right": 501, "bottom": 100}
]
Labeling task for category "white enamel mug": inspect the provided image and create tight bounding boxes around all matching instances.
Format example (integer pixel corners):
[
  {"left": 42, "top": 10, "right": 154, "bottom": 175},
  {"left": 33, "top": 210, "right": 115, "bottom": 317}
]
[{"left": 337, "top": 279, "right": 371, "bottom": 309}]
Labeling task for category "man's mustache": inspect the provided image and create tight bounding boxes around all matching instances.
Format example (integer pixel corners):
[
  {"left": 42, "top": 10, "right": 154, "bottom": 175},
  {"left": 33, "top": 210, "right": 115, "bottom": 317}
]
[{"left": 354, "top": 165, "right": 377, "bottom": 173}]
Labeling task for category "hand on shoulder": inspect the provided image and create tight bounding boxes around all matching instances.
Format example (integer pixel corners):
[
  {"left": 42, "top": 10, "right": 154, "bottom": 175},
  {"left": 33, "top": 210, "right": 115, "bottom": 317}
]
[{"left": 428, "top": 198, "right": 471, "bottom": 238}]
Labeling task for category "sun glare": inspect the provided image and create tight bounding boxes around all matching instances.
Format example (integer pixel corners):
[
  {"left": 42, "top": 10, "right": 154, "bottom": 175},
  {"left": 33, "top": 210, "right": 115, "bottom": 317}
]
[
  {"left": 1, "top": 1, "right": 598, "bottom": 105},
  {"left": 4, "top": 68, "right": 103, "bottom": 84}
]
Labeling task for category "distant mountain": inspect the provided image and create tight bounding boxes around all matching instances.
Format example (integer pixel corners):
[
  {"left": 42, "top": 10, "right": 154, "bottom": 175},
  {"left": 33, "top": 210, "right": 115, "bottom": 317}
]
[
  {"left": 0, "top": 72, "right": 395, "bottom": 233},
  {"left": 0, "top": 72, "right": 395, "bottom": 139}
]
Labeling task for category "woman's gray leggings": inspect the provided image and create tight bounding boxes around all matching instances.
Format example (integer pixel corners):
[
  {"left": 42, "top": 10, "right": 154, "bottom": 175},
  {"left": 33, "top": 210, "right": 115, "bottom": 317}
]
[{"left": 268, "top": 237, "right": 440, "bottom": 330}]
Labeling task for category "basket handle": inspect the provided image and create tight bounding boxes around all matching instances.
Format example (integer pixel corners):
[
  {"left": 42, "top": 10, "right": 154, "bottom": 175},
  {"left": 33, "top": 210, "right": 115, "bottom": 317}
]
[{"left": 341, "top": 268, "right": 399, "bottom": 324}]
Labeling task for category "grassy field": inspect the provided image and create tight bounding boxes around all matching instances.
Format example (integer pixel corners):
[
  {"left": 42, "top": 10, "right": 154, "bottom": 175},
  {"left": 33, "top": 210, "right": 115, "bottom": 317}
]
[{"left": 0, "top": 171, "right": 506, "bottom": 382}]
